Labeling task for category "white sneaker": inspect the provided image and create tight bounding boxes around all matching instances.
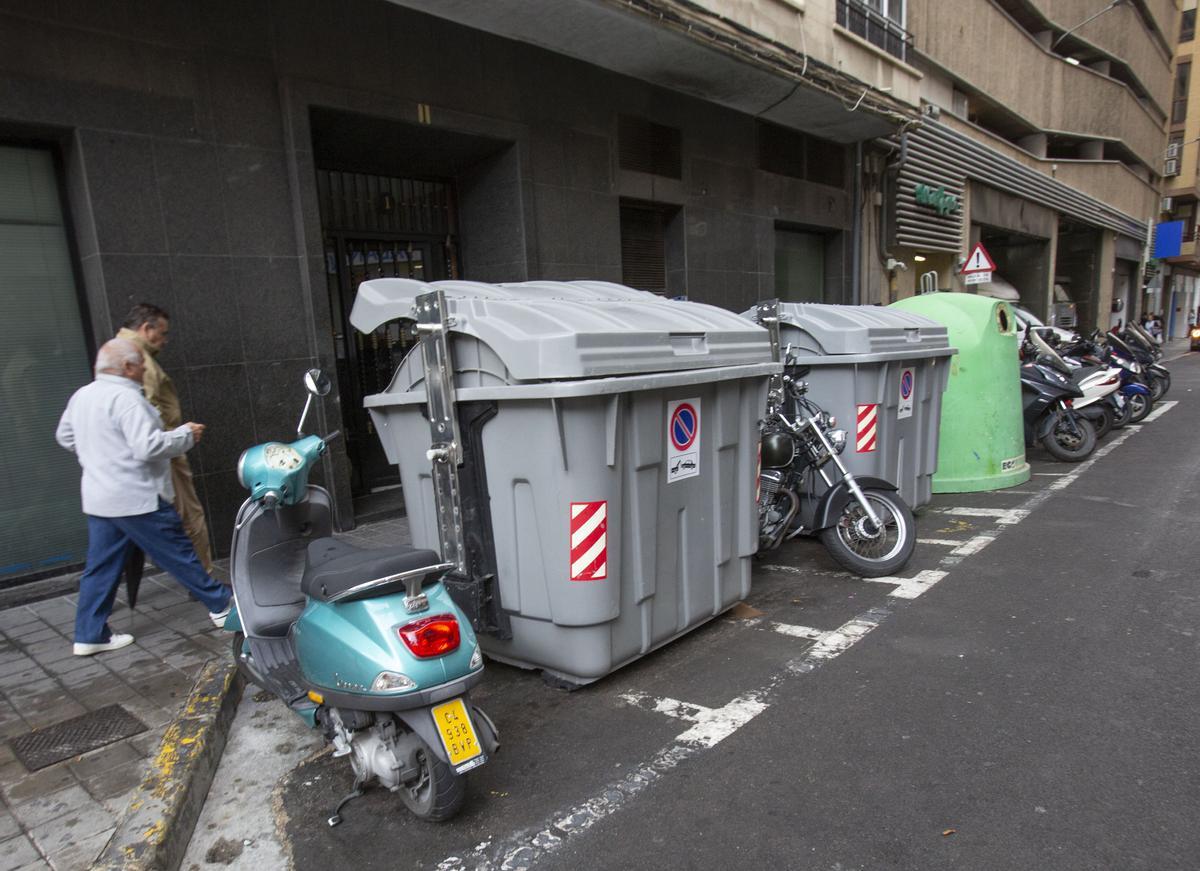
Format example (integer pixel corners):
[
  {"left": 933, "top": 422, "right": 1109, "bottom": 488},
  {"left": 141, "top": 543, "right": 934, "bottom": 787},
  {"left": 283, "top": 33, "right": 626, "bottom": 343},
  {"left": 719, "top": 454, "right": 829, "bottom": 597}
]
[
  {"left": 209, "top": 606, "right": 231, "bottom": 628},
  {"left": 73, "top": 633, "right": 135, "bottom": 656}
]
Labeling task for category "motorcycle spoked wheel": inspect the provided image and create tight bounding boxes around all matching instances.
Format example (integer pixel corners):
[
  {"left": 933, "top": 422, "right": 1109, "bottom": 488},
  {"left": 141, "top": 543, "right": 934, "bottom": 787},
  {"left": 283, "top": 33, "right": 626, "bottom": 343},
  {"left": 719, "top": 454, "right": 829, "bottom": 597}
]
[
  {"left": 1128, "top": 392, "right": 1153, "bottom": 423},
  {"left": 1041, "top": 414, "right": 1096, "bottom": 461},
  {"left": 396, "top": 738, "right": 466, "bottom": 822},
  {"left": 819, "top": 489, "right": 916, "bottom": 578}
]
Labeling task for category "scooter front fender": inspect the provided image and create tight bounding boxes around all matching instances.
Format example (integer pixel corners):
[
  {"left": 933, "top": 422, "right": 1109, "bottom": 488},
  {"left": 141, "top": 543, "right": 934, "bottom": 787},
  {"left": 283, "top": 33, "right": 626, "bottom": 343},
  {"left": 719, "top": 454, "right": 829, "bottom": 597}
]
[
  {"left": 811, "top": 476, "right": 897, "bottom": 532},
  {"left": 1121, "top": 382, "right": 1151, "bottom": 396}
]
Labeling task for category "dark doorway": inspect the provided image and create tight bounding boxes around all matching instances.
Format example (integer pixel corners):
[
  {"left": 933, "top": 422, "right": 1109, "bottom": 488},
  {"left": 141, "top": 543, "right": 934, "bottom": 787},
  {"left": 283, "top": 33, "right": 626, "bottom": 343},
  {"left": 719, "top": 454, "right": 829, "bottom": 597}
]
[{"left": 318, "top": 170, "right": 459, "bottom": 505}]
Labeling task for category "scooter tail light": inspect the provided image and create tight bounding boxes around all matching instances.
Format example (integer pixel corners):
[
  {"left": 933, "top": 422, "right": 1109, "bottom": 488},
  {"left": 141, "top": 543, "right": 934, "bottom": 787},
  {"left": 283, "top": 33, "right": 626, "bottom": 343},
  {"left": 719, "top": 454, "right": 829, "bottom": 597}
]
[{"left": 398, "top": 613, "right": 461, "bottom": 658}]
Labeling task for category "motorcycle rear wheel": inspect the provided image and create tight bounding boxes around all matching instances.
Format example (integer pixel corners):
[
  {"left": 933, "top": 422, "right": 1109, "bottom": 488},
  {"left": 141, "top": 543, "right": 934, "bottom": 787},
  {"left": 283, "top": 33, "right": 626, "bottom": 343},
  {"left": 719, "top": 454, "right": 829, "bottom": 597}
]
[
  {"left": 1091, "top": 404, "right": 1114, "bottom": 439},
  {"left": 398, "top": 741, "right": 466, "bottom": 822},
  {"left": 820, "top": 489, "right": 915, "bottom": 578},
  {"left": 1041, "top": 414, "right": 1096, "bottom": 461},
  {"left": 1110, "top": 397, "right": 1132, "bottom": 429}
]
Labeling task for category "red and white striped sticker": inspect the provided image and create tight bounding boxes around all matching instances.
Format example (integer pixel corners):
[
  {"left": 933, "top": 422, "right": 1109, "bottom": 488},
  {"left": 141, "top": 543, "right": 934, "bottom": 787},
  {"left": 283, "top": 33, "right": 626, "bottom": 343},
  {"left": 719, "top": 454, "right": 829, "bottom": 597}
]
[
  {"left": 856, "top": 404, "right": 878, "bottom": 453},
  {"left": 569, "top": 501, "right": 607, "bottom": 581}
]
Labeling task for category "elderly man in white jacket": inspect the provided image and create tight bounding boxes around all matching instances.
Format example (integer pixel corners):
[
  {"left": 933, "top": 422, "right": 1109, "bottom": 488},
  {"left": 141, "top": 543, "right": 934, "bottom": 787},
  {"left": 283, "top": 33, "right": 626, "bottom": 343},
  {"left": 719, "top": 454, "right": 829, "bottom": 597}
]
[{"left": 56, "top": 337, "right": 231, "bottom": 655}]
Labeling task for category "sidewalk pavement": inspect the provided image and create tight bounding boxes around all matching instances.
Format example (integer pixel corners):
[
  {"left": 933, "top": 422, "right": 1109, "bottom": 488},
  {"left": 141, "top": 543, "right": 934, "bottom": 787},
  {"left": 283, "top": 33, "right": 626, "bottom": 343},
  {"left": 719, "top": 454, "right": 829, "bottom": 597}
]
[{"left": 0, "top": 514, "right": 409, "bottom": 871}]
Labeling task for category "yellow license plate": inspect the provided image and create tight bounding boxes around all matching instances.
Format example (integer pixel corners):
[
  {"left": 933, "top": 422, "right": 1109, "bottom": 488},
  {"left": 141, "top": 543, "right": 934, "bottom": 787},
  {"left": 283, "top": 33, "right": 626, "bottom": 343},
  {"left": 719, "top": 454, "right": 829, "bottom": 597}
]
[{"left": 432, "top": 698, "right": 482, "bottom": 767}]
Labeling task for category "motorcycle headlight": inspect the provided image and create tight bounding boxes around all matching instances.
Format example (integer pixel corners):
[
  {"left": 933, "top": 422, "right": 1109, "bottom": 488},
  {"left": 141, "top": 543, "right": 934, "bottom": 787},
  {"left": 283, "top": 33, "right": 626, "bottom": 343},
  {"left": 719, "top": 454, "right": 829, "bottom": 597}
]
[{"left": 828, "top": 429, "right": 847, "bottom": 455}]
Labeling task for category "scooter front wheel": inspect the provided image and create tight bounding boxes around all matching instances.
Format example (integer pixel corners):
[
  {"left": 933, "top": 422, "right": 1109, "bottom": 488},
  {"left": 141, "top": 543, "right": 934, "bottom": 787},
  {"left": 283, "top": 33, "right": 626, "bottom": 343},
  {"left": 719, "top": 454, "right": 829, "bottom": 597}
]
[
  {"left": 1128, "top": 393, "right": 1153, "bottom": 423},
  {"left": 399, "top": 742, "right": 466, "bottom": 822},
  {"left": 819, "top": 489, "right": 916, "bottom": 578}
]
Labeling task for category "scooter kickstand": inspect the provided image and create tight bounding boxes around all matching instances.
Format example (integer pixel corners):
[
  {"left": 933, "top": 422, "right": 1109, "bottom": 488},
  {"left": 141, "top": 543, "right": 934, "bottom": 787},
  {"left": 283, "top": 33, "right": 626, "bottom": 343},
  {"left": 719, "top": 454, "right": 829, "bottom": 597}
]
[{"left": 327, "top": 775, "right": 368, "bottom": 827}]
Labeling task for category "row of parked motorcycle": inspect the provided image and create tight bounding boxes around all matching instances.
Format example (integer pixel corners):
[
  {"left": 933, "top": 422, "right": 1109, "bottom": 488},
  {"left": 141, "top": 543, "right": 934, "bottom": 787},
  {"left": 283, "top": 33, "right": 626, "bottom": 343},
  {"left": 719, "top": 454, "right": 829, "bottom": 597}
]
[{"left": 1021, "top": 320, "right": 1171, "bottom": 462}]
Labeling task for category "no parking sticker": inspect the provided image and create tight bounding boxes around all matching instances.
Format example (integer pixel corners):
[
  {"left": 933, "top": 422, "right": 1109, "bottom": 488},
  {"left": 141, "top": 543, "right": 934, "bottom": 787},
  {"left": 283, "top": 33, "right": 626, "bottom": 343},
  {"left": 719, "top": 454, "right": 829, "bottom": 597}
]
[
  {"left": 898, "top": 368, "right": 915, "bottom": 420},
  {"left": 667, "top": 398, "right": 701, "bottom": 483}
]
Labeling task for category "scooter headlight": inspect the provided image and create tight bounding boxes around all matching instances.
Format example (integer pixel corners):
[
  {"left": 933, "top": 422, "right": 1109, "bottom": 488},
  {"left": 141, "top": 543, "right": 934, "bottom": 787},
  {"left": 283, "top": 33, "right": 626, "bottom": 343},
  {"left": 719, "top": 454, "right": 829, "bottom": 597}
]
[
  {"left": 469, "top": 645, "right": 483, "bottom": 670},
  {"left": 371, "top": 671, "right": 417, "bottom": 693},
  {"left": 828, "top": 429, "right": 847, "bottom": 455}
]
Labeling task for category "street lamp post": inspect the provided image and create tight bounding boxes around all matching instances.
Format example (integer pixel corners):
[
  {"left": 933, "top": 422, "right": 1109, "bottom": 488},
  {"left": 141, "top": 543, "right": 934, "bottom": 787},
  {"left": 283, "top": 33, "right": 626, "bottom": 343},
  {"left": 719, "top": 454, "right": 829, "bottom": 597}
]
[{"left": 1050, "top": 0, "right": 1126, "bottom": 51}]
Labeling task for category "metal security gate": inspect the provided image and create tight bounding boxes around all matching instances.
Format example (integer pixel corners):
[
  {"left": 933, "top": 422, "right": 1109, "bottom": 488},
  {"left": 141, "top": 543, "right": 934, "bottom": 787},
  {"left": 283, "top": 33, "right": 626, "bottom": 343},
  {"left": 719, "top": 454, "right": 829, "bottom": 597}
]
[{"left": 318, "top": 170, "right": 459, "bottom": 503}]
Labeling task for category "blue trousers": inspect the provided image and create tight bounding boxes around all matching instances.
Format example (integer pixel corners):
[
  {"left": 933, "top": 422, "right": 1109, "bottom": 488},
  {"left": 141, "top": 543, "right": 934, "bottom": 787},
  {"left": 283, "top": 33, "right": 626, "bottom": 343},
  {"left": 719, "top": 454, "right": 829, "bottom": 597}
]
[{"left": 75, "top": 499, "right": 230, "bottom": 643}]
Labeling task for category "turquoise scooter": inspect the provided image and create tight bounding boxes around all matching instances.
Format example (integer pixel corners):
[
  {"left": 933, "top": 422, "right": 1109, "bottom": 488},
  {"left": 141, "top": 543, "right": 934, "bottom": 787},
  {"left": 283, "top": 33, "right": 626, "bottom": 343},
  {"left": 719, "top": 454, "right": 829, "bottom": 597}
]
[{"left": 224, "top": 369, "right": 498, "bottom": 825}]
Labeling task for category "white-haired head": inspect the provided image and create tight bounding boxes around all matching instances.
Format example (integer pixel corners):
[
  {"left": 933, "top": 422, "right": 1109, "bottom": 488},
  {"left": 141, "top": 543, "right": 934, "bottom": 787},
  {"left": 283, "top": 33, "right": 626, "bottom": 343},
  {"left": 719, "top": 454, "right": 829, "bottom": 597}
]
[{"left": 95, "top": 337, "right": 144, "bottom": 377}]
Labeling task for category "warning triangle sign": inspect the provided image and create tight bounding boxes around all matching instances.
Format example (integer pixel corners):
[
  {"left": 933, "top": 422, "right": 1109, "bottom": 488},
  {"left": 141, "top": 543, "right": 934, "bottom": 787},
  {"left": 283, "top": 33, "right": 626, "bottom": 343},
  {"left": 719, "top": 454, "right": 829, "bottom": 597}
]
[{"left": 961, "top": 242, "right": 997, "bottom": 274}]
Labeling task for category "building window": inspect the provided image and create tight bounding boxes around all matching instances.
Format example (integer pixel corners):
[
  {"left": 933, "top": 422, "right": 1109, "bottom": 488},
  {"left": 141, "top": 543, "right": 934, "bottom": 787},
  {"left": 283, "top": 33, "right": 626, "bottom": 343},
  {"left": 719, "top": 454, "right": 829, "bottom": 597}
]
[
  {"left": 620, "top": 200, "right": 682, "bottom": 295},
  {"left": 836, "top": 0, "right": 912, "bottom": 62},
  {"left": 1173, "top": 61, "right": 1191, "bottom": 125},
  {"left": 758, "top": 123, "right": 847, "bottom": 188},
  {"left": 1182, "top": 9, "right": 1196, "bottom": 43},
  {"left": 618, "top": 116, "right": 682, "bottom": 179}
]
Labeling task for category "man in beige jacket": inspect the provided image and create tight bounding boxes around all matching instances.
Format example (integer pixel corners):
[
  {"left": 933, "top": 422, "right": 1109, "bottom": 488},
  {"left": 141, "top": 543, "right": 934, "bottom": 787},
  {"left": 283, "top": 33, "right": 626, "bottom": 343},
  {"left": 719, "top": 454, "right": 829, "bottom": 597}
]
[{"left": 117, "top": 303, "right": 215, "bottom": 574}]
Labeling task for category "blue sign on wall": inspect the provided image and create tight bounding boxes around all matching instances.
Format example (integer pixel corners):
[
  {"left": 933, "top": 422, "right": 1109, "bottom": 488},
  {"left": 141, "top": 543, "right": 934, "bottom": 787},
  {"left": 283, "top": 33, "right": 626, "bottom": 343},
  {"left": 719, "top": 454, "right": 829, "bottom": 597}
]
[{"left": 1154, "top": 220, "right": 1185, "bottom": 259}]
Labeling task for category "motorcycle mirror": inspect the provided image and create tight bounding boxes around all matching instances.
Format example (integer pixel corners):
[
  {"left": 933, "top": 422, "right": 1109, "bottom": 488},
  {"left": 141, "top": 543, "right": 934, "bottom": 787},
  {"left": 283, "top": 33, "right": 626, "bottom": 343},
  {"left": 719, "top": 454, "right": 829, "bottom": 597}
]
[{"left": 304, "top": 368, "right": 332, "bottom": 397}]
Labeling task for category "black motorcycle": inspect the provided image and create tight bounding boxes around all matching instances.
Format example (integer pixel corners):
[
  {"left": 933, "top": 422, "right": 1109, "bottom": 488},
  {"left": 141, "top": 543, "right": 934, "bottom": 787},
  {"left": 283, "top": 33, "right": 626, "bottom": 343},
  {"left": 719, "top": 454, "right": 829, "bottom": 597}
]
[
  {"left": 1020, "top": 332, "right": 1096, "bottom": 462},
  {"left": 757, "top": 373, "right": 916, "bottom": 577}
]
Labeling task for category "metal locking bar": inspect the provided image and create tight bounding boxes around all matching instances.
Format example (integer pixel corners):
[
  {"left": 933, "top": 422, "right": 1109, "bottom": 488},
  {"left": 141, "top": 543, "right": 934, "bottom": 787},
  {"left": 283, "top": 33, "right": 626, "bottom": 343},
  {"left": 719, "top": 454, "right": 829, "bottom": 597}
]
[
  {"left": 755, "top": 297, "right": 784, "bottom": 411},
  {"left": 414, "top": 289, "right": 467, "bottom": 574}
]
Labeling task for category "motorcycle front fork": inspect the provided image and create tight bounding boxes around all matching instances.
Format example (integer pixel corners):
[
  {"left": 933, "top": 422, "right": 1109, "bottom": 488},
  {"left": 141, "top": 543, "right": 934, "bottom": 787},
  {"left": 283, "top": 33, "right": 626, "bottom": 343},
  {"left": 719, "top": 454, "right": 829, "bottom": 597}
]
[{"left": 805, "top": 418, "right": 883, "bottom": 532}]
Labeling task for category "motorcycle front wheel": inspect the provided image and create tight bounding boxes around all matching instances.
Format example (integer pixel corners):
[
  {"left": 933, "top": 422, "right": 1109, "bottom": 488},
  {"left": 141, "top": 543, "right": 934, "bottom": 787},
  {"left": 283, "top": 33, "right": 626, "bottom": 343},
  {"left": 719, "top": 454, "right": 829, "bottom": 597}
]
[
  {"left": 398, "top": 740, "right": 466, "bottom": 822},
  {"left": 1041, "top": 414, "right": 1096, "bottom": 461},
  {"left": 1110, "top": 397, "right": 1132, "bottom": 429},
  {"left": 820, "top": 489, "right": 916, "bottom": 578}
]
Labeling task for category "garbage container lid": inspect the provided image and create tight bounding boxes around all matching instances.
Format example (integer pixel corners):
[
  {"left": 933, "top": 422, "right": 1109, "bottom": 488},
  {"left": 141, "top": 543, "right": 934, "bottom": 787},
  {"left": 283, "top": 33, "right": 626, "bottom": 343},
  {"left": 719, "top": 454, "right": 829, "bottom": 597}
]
[
  {"left": 351, "top": 279, "right": 775, "bottom": 381},
  {"left": 743, "top": 302, "right": 953, "bottom": 361}
]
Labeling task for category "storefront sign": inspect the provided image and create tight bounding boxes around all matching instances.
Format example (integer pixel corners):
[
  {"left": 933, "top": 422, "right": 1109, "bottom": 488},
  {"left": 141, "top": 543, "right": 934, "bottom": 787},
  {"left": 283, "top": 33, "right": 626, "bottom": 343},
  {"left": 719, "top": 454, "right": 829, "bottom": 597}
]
[{"left": 914, "top": 183, "right": 960, "bottom": 216}]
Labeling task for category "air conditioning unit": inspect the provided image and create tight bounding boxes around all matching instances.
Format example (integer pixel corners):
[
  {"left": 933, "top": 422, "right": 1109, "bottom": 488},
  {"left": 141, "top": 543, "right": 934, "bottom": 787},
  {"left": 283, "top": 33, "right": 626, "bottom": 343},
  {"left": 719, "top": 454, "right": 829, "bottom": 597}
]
[
  {"left": 1163, "top": 196, "right": 1175, "bottom": 212},
  {"left": 1166, "top": 142, "right": 1181, "bottom": 159},
  {"left": 1165, "top": 158, "right": 1180, "bottom": 176}
]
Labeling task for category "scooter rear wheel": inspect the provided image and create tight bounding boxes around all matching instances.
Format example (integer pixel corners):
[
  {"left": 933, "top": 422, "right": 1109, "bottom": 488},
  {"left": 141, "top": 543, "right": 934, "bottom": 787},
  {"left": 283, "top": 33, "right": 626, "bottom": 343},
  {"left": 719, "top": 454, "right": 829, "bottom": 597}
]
[{"left": 399, "top": 741, "right": 466, "bottom": 822}]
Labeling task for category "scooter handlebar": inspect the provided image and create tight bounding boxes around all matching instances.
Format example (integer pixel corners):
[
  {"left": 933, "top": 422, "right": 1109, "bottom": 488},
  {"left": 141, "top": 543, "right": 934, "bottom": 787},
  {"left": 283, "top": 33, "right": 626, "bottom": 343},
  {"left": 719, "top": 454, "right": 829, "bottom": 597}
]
[{"left": 322, "top": 430, "right": 342, "bottom": 445}]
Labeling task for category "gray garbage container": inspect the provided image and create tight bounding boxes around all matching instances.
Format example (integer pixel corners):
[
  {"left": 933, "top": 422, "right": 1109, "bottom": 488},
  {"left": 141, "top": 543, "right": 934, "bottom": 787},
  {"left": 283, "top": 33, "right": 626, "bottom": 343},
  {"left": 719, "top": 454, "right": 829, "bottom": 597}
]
[
  {"left": 744, "top": 301, "right": 954, "bottom": 509},
  {"left": 351, "top": 279, "right": 778, "bottom": 685}
]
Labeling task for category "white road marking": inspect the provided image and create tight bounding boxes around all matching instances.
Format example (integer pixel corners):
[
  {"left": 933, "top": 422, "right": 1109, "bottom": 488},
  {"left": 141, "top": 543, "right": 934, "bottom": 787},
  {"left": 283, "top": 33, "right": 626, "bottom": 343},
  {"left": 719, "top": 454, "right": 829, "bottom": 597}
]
[
  {"left": 767, "top": 622, "right": 827, "bottom": 640},
  {"left": 938, "top": 507, "right": 1029, "bottom": 525},
  {"left": 1141, "top": 400, "right": 1178, "bottom": 423},
  {"left": 863, "top": 569, "right": 948, "bottom": 599},
  {"left": 1033, "top": 472, "right": 1068, "bottom": 476},
  {"left": 918, "top": 538, "right": 963, "bottom": 547},
  {"left": 952, "top": 534, "right": 998, "bottom": 557}
]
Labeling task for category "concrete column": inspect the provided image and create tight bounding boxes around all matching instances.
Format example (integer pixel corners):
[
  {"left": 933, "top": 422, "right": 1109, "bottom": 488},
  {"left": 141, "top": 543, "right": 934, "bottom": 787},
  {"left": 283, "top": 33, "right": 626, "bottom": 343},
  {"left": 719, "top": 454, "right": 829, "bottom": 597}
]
[
  {"left": 1044, "top": 214, "right": 1059, "bottom": 322},
  {"left": 1079, "top": 140, "right": 1105, "bottom": 160},
  {"left": 1018, "top": 133, "right": 1048, "bottom": 158},
  {"left": 1094, "top": 231, "right": 1117, "bottom": 332}
]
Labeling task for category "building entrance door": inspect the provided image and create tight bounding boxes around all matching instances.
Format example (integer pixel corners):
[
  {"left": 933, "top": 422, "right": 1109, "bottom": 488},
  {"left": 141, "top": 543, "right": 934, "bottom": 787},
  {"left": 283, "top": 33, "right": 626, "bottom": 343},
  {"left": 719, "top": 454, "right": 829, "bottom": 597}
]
[{"left": 318, "top": 171, "right": 460, "bottom": 508}]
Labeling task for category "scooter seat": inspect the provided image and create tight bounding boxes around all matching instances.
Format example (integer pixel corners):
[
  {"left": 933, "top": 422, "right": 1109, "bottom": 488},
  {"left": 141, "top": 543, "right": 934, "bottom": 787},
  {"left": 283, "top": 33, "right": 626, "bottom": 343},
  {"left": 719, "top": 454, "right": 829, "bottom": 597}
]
[{"left": 301, "top": 538, "right": 444, "bottom": 603}]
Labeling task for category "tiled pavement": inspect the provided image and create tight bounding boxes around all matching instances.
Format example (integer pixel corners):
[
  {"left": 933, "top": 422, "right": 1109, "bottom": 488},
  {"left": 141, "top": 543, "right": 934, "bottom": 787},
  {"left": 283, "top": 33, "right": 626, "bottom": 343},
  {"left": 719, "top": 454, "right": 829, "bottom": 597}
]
[{"left": 0, "top": 514, "right": 410, "bottom": 871}]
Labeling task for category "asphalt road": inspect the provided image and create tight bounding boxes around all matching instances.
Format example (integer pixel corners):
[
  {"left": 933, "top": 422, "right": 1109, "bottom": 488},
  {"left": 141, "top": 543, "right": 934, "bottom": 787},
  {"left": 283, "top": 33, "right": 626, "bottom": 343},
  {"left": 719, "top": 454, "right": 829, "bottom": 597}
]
[{"left": 267, "top": 354, "right": 1199, "bottom": 870}]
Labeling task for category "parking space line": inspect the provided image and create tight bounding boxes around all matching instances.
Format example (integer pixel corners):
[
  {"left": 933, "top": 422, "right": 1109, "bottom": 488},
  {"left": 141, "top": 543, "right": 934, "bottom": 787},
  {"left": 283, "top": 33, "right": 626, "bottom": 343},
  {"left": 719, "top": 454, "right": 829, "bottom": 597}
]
[
  {"left": 938, "top": 508, "right": 1029, "bottom": 525},
  {"left": 918, "top": 538, "right": 962, "bottom": 547},
  {"left": 862, "top": 569, "right": 948, "bottom": 599},
  {"left": 951, "top": 534, "right": 998, "bottom": 556},
  {"left": 766, "top": 622, "right": 827, "bottom": 640},
  {"left": 1141, "top": 400, "right": 1177, "bottom": 423}
]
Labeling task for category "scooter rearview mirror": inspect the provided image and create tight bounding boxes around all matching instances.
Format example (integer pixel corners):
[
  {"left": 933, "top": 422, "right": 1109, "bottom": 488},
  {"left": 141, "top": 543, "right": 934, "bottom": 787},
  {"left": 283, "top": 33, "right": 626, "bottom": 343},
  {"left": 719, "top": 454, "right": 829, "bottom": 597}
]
[
  {"left": 297, "top": 369, "right": 331, "bottom": 437},
  {"left": 304, "top": 368, "right": 332, "bottom": 397}
]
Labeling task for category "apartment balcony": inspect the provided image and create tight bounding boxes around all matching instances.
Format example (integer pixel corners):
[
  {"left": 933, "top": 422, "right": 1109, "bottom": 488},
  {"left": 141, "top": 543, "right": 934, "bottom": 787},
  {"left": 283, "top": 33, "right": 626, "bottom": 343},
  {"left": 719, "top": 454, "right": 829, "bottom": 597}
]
[
  {"left": 835, "top": 0, "right": 913, "bottom": 64},
  {"left": 909, "top": 0, "right": 1166, "bottom": 171}
]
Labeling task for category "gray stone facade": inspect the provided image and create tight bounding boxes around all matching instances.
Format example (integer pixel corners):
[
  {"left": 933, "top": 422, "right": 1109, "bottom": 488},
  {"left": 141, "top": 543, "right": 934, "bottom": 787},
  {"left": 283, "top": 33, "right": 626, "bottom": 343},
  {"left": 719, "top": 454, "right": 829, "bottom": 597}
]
[{"left": 1, "top": 0, "right": 854, "bottom": 556}]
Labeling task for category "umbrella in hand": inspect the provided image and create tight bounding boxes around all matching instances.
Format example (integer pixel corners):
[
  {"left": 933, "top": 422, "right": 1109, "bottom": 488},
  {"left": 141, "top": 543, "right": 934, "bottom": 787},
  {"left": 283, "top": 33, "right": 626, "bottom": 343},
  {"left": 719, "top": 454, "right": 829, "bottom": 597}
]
[{"left": 123, "top": 546, "right": 145, "bottom": 609}]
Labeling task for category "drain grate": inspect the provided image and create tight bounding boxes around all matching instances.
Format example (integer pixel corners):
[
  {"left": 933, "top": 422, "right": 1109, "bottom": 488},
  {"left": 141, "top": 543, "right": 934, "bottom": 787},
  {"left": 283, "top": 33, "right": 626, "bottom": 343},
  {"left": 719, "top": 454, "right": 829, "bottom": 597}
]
[{"left": 9, "top": 704, "right": 147, "bottom": 771}]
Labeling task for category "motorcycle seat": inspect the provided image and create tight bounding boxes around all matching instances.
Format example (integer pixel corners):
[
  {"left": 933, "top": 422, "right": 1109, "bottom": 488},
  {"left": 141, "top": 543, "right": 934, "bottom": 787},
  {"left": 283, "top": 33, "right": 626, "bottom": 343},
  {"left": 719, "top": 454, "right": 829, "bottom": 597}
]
[
  {"left": 301, "top": 538, "right": 445, "bottom": 603},
  {"left": 1070, "top": 364, "right": 1105, "bottom": 382}
]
